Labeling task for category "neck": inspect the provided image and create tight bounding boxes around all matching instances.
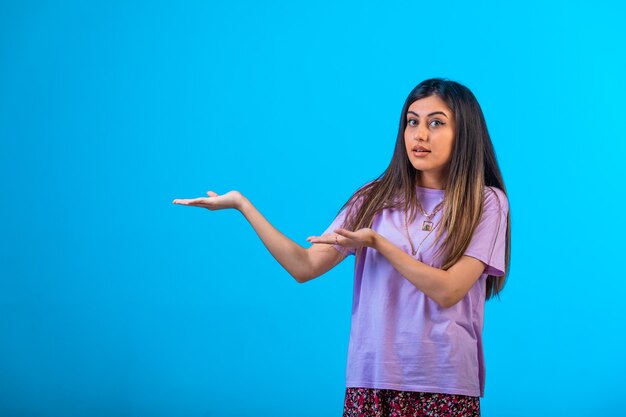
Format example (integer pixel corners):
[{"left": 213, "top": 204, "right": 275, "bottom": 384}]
[{"left": 416, "top": 171, "right": 446, "bottom": 190}]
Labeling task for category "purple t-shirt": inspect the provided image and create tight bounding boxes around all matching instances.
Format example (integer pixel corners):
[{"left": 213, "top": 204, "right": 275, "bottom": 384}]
[{"left": 322, "top": 184, "right": 509, "bottom": 397}]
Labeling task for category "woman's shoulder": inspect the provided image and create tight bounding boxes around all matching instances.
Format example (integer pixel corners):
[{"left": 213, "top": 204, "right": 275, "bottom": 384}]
[{"left": 483, "top": 185, "right": 509, "bottom": 213}]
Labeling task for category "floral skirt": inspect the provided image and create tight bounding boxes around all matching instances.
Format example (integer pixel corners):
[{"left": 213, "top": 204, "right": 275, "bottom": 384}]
[{"left": 343, "top": 387, "right": 480, "bottom": 417}]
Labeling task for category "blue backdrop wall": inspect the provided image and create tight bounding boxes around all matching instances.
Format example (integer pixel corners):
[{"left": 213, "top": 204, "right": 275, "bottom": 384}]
[{"left": 1, "top": 1, "right": 625, "bottom": 416}]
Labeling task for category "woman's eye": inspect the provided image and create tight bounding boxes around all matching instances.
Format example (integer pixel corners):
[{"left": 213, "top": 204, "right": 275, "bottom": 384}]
[
  {"left": 430, "top": 120, "right": 444, "bottom": 127},
  {"left": 407, "top": 119, "right": 445, "bottom": 127}
]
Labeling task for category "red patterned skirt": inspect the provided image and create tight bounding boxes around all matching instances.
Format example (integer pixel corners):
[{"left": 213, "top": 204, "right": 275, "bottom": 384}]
[{"left": 343, "top": 387, "right": 480, "bottom": 417}]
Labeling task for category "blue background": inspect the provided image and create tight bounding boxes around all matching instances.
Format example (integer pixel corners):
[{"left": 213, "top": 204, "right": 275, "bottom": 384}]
[{"left": 1, "top": 1, "right": 624, "bottom": 416}]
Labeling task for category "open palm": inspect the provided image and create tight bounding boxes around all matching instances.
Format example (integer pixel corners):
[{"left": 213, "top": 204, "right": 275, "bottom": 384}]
[
  {"left": 172, "top": 190, "right": 243, "bottom": 211},
  {"left": 307, "top": 227, "right": 375, "bottom": 250}
]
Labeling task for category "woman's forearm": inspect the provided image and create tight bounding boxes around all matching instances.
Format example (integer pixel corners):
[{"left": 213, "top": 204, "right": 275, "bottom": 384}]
[
  {"left": 370, "top": 230, "right": 488, "bottom": 308},
  {"left": 238, "top": 196, "right": 310, "bottom": 283},
  {"left": 371, "top": 231, "right": 450, "bottom": 307}
]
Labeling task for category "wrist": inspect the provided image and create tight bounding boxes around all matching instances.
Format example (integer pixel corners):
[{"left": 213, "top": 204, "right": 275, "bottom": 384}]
[
  {"left": 368, "top": 230, "right": 380, "bottom": 249},
  {"left": 236, "top": 195, "right": 250, "bottom": 212}
]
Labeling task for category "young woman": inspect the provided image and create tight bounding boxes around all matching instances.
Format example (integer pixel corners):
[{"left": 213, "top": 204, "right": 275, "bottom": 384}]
[{"left": 173, "top": 78, "right": 510, "bottom": 417}]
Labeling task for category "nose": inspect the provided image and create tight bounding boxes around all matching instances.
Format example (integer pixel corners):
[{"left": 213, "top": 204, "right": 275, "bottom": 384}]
[{"left": 413, "top": 123, "right": 428, "bottom": 142}]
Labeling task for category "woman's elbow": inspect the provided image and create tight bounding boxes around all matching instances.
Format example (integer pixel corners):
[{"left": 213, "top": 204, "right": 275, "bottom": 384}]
[
  {"left": 437, "top": 286, "right": 462, "bottom": 308},
  {"left": 293, "top": 271, "right": 315, "bottom": 284}
]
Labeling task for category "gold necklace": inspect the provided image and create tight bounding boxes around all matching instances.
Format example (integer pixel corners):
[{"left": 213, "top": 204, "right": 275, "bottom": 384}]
[
  {"left": 404, "top": 200, "right": 444, "bottom": 256},
  {"left": 415, "top": 199, "right": 445, "bottom": 231}
]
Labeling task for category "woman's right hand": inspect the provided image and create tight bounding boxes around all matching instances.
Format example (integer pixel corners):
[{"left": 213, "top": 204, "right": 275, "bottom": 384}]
[{"left": 172, "top": 190, "right": 245, "bottom": 211}]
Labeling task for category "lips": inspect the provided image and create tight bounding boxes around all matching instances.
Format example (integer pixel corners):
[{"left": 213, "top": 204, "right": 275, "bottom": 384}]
[{"left": 412, "top": 145, "right": 431, "bottom": 152}]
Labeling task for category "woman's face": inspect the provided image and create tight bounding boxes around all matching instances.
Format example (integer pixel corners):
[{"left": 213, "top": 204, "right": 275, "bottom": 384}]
[{"left": 404, "top": 95, "right": 456, "bottom": 182}]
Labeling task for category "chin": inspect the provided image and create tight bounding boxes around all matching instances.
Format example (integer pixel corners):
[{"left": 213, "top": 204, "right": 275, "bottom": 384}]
[
  {"left": 408, "top": 158, "right": 428, "bottom": 166},
  {"left": 410, "top": 163, "right": 428, "bottom": 171}
]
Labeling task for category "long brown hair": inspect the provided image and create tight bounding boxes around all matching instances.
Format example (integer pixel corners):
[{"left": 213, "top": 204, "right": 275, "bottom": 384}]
[{"left": 336, "top": 78, "right": 511, "bottom": 301}]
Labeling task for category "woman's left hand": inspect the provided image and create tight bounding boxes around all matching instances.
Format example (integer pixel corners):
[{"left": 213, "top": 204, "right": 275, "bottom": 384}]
[{"left": 306, "top": 228, "right": 377, "bottom": 250}]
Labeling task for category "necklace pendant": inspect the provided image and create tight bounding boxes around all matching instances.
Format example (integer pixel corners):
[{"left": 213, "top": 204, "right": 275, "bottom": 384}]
[{"left": 421, "top": 220, "right": 433, "bottom": 231}]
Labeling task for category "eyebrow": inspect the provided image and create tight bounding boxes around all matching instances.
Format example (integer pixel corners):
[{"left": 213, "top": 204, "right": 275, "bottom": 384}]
[{"left": 407, "top": 111, "right": 449, "bottom": 119}]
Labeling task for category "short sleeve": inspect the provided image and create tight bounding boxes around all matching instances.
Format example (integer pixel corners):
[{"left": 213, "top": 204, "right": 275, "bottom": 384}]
[
  {"left": 321, "top": 207, "right": 355, "bottom": 257},
  {"left": 320, "top": 191, "right": 369, "bottom": 257},
  {"left": 463, "top": 187, "right": 509, "bottom": 276}
]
